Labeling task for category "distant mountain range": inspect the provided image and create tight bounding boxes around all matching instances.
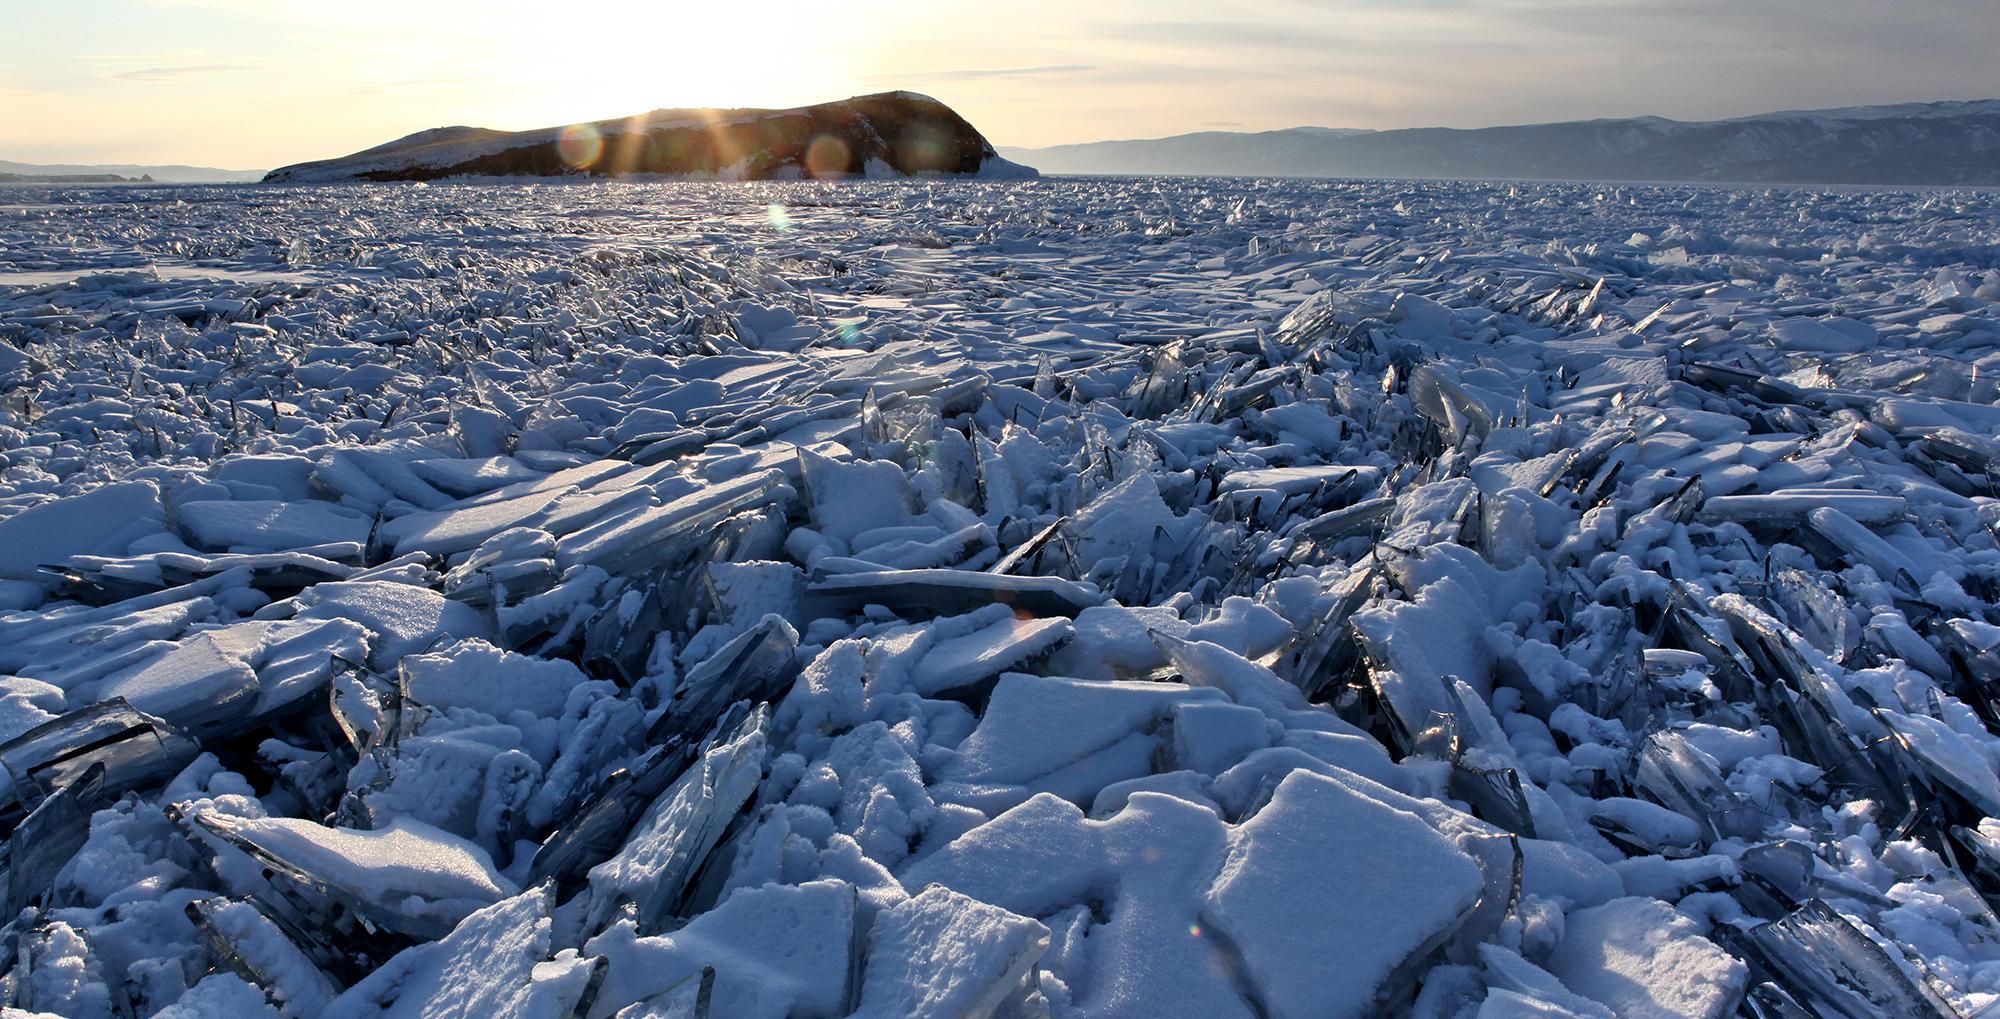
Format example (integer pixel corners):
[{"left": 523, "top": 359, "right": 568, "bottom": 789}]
[
  {"left": 0, "top": 159, "right": 262, "bottom": 184},
  {"left": 265, "top": 93, "right": 1034, "bottom": 183},
  {"left": 0, "top": 171, "right": 152, "bottom": 184},
  {"left": 1001, "top": 100, "right": 2000, "bottom": 185}
]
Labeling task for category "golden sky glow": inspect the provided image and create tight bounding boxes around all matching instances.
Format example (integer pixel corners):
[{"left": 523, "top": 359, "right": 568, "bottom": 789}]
[{"left": 3, "top": 0, "right": 1998, "bottom": 169}]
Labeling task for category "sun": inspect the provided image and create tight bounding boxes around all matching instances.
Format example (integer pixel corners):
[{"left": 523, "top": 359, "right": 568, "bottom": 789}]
[{"left": 533, "top": 2, "right": 860, "bottom": 121}]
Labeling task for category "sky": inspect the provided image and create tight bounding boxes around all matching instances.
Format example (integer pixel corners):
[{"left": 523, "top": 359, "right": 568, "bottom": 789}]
[{"left": 4, "top": 0, "right": 1999, "bottom": 169}]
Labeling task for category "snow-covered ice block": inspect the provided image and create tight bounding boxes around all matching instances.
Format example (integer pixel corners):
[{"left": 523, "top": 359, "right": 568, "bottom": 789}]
[
  {"left": 1172, "top": 702, "right": 1274, "bottom": 776},
  {"left": 186, "top": 812, "right": 519, "bottom": 940},
  {"left": 586, "top": 879, "right": 855, "bottom": 1019},
  {"left": 1201, "top": 769, "right": 1484, "bottom": 1019},
  {"left": 379, "top": 488, "right": 566, "bottom": 556},
  {"left": 851, "top": 884, "right": 1050, "bottom": 1019},
  {"left": 189, "top": 897, "right": 339, "bottom": 1018},
  {"left": 325, "top": 886, "right": 597, "bottom": 1019},
  {"left": 90, "top": 617, "right": 369, "bottom": 733},
  {"left": 409, "top": 456, "right": 547, "bottom": 498},
  {"left": 400, "top": 638, "right": 589, "bottom": 721},
  {"left": 1544, "top": 897, "right": 1746, "bottom": 1019},
  {"left": 939, "top": 674, "right": 1223, "bottom": 807},
  {"left": 554, "top": 468, "right": 789, "bottom": 577},
  {"left": 1769, "top": 316, "right": 1877, "bottom": 353},
  {"left": 899, "top": 793, "right": 1103, "bottom": 918},
  {"left": 805, "top": 453, "right": 912, "bottom": 544},
  {"left": 905, "top": 612, "right": 1072, "bottom": 697},
  {"left": 1218, "top": 465, "right": 1382, "bottom": 499},
  {"left": 1070, "top": 472, "right": 1192, "bottom": 572},
  {"left": 1871, "top": 396, "right": 2000, "bottom": 436},
  {"left": 586, "top": 705, "right": 769, "bottom": 931},
  {"left": 288, "top": 580, "right": 493, "bottom": 670},
  {"left": 1701, "top": 490, "right": 1906, "bottom": 525}
]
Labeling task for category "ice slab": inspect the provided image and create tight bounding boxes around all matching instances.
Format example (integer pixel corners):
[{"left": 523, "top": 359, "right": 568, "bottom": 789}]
[
  {"left": 0, "top": 482, "right": 164, "bottom": 581},
  {"left": 177, "top": 500, "right": 375, "bottom": 553},
  {"left": 806, "top": 569, "right": 1104, "bottom": 619}
]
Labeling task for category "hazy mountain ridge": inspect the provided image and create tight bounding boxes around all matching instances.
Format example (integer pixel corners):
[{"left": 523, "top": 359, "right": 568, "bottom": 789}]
[
  {"left": 0, "top": 171, "right": 151, "bottom": 184},
  {"left": 1003, "top": 99, "right": 2000, "bottom": 184},
  {"left": 0, "top": 159, "right": 262, "bottom": 184}
]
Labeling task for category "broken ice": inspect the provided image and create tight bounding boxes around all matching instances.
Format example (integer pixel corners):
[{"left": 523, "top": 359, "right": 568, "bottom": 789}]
[{"left": 0, "top": 175, "right": 1995, "bottom": 1016}]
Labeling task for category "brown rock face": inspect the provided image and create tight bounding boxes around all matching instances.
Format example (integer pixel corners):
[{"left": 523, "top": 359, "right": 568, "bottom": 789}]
[{"left": 265, "top": 93, "right": 1032, "bottom": 183}]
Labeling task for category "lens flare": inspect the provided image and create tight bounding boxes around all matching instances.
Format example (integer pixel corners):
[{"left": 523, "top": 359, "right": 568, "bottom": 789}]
[
  {"left": 895, "top": 125, "right": 952, "bottom": 174},
  {"left": 805, "top": 134, "right": 852, "bottom": 179},
  {"left": 557, "top": 124, "right": 604, "bottom": 170},
  {"left": 767, "top": 203, "right": 793, "bottom": 233}
]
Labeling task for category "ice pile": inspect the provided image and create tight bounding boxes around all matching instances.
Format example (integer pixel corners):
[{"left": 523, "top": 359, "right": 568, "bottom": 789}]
[{"left": 0, "top": 177, "right": 1996, "bottom": 1016}]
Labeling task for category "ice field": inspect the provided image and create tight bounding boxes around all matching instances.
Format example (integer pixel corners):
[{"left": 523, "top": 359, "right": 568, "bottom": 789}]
[{"left": 0, "top": 176, "right": 1998, "bottom": 1017}]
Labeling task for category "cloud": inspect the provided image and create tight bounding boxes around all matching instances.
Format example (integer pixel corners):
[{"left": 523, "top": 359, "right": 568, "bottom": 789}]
[
  {"left": 111, "top": 63, "right": 254, "bottom": 83},
  {"left": 1113, "top": 19, "right": 1348, "bottom": 53},
  {"left": 862, "top": 65, "right": 1095, "bottom": 84},
  {"left": 346, "top": 76, "right": 496, "bottom": 95}
]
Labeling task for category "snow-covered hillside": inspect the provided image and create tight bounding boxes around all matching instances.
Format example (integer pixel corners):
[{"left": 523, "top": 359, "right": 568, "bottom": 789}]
[
  {"left": 265, "top": 93, "right": 1036, "bottom": 184},
  {"left": 0, "top": 176, "right": 1997, "bottom": 1016},
  {"left": 1004, "top": 99, "right": 2000, "bottom": 184}
]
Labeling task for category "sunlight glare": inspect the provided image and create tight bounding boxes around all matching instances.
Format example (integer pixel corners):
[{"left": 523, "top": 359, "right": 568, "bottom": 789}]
[{"left": 527, "top": 1, "right": 858, "bottom": 123}]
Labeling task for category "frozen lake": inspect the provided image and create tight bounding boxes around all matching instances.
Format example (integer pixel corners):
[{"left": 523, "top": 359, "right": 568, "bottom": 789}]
[{"left": 0, "top": 177, "right": 1996, "bottom": 1016}]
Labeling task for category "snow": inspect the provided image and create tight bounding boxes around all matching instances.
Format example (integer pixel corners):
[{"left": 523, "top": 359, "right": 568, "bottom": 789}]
[{"left": 1, "top": 175, "right": 1998, "bottom": 1017}]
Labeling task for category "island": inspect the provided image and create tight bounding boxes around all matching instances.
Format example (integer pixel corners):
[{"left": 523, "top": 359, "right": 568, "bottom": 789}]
[{"left": 264, "top": 92, "right": 1036, "bottom": 183}]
